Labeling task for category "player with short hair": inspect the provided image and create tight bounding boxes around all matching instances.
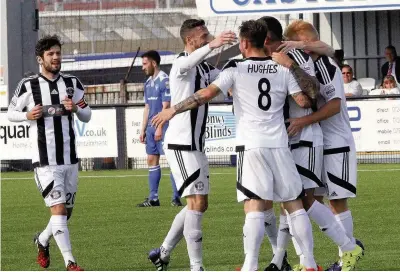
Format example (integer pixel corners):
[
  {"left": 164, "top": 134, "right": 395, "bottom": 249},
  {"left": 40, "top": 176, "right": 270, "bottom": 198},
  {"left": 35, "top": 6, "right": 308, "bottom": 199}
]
[
  {"left": 152, "top": 19, "right": 319, "bottom": 271},
  {"left": 147, "top": 19, "right": 236, "bottom": 271},
  {"left": 7, "top": 35, "right": 90, "bottom": 271},
  {"left": 137, "top": 50, "right": 182, "bottom": 207},
  {"left": 274, "top": 20, "right": 364, "bottom": 271}
]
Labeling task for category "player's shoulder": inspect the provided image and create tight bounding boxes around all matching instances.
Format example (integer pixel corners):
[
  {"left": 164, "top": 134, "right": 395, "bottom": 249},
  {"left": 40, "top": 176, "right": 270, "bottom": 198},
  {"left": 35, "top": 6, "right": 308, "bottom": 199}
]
[
  {"left": 60, "top": 72, "right": 79, "bottom": 80},
  {"left": 221, "top": 58, "right": 248, "bottom": 71},
  {"left": 14, "top": 74, "right": 38, "bottom": 96},
  {"left": 60, "top": 73, "right": 85, "bottom": 89},
  {"left": 314, "top": 55, "right": 338, "bottom": 85},
  {"left": 287, "top": 49, "right": 311, "bottom": 65},
  {"left": 158, "top": 70, "right": 169, "bottom": 81}
]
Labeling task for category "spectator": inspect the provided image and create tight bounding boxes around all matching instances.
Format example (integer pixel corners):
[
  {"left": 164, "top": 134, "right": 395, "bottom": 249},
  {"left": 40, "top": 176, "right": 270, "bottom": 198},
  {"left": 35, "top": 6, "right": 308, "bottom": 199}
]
[
  {"left": 381, "top": 45, "right": 400, "bottom": 85},
  {"left": 370, "top": 75, "right": 400, "bottom": 95},
  {"left": 342, "top": 65, "right": 363, "bottom": 97}
]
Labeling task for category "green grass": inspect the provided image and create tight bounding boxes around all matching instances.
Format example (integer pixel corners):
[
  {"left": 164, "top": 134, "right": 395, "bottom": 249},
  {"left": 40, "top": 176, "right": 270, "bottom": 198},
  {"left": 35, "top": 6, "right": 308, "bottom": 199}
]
[{"left": 2, "top": 165, "right": 400, "bottom": 270}]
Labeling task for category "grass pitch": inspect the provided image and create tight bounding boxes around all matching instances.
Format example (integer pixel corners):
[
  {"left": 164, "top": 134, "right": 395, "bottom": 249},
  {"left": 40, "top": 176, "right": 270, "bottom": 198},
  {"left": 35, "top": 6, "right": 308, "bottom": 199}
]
[{"left": 2, "top": 164, "right": 400, "bottom": 270}]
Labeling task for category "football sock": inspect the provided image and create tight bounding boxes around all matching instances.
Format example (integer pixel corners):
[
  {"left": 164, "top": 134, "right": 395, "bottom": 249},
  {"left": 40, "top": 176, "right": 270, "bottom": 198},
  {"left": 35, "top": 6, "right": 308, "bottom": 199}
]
[
  {"left": 51, "top": 215, "right": 75, "bottom": 267},
  {"left": 272, "top": 214, "right": 291, "bottom": 269},
  {"left": 184, "top": 210, "right": 204, "bottom": 271},
  {"left": 148, "top": 165, "right": 161, "bottom": 200},
  {"left": 170, "top": 173, "right": 180, "bottom": 200},
  {"left": 335, "top": 210, "right": 356, "bottom": 258},
  {"left": 39, "top": 219, "right": 53, "bottom": 247},
  {"left": 161, "top": 206, "right": 187, "bottom": 260},
  {"left": 242, "top": 212, "right": 264, "bottom": 271},
  {"left": 264, "top": 208, "right": 278, "bottom": 255},
  {"left": 289, "top": 209, "right": 317, "bottom": 270},
  {"left": 308, "top": 201, "right": 355, "bottom": 252}
]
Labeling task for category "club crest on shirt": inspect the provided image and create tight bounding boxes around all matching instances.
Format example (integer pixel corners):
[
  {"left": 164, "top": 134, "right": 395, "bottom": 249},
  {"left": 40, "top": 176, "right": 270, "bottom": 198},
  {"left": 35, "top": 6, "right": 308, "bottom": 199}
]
[
  {"left": 66, "top": 87, "right": 74, "bottom": 97},
  {"left": 50, "top": 190, "right": 62, "bottom": 199}
]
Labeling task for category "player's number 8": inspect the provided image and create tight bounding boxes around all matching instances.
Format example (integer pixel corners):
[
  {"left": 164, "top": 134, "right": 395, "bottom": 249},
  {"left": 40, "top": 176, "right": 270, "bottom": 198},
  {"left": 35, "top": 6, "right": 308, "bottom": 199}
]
[{"left": 258, "top": 78, "right": 271, "bottom": 111}]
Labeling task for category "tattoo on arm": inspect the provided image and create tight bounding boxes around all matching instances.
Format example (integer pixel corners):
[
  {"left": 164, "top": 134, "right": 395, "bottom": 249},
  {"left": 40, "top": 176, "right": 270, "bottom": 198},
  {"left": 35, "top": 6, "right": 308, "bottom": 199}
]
[
  {"left": 289, "top": 62, "right": 320, "bottom": 101},
  {"left": 291, "top": 92, "right": 312, "bottom": 108},
  {"left": 173, "top": 92, "right": 207, "bottom": 114}
]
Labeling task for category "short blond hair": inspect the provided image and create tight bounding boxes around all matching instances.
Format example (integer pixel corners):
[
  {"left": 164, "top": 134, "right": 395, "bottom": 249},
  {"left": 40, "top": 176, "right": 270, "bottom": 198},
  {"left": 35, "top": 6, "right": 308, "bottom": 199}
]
[{"left": 284, "top": 20, "right": 319, "bottom": 42}]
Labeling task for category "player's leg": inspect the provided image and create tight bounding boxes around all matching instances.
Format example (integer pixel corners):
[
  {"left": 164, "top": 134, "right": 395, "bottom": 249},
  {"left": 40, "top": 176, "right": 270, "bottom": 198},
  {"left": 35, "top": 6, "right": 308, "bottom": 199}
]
[
  {"left": 170, "top": 173, "right": 182, "bottom": 206},
  {"left": 268, "top": 147, "right": 317, "bottom": 270},
  {"left": 237, "top": 148, "right": 271, "bottom": 271},
  {"left": 263, "top": 200, "right": 278, "bottom": 256},
  {"left": 324, "top": 148, "right": 362, "bottom": 271},
  {"left": 138, "top": 126, "right": 161, "bottom": 207}
]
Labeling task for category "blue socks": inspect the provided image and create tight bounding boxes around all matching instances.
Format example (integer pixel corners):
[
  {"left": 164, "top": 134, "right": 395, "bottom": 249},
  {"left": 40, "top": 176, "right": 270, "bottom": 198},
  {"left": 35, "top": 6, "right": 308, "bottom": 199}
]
[
  {"left": 170, "top": 173, "right": 180, "bottom": 200},
  {"left": 148, "top": 165, "right": 161, "bottom": 200}
]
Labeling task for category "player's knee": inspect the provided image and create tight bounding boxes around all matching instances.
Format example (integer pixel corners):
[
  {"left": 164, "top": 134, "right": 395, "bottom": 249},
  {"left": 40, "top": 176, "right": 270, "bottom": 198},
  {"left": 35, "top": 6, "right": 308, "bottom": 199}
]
[
  {"left": 147, "top": 155, "right": 160, "bottom": 166},
  {"left": 50, "top": 203, "right": 67, "bottom": 216},
  {"left": 329, "top": 198, "right": 348, "bottom": 214}
]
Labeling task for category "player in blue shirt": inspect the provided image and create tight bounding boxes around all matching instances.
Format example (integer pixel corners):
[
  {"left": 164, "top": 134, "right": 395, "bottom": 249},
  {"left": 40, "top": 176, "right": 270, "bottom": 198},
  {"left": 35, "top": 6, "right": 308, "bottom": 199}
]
[{"left": 137, "top": 50, "right": 182, "bottom": 207}]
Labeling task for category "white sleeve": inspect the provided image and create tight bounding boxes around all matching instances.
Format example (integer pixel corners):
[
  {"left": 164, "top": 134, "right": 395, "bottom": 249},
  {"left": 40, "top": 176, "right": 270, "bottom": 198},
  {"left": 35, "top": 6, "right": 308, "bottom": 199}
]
[
  {"left": 315, "top": 56, "right": 343, "bottom": 101},
  {"left": 287, "top": 70, "right": 302, "bottom": 95},
  {"left": 72, "top": 77, "right": 91, "bottom": 123},
  {"left": 178, "top": 45, "right": 213, "bottom": 76},
  {"left": 212, "top": 61, "right": 236, "bottom": 96},
  {"left": 7, "top": 81, "right": 30, "bottom": 122}
]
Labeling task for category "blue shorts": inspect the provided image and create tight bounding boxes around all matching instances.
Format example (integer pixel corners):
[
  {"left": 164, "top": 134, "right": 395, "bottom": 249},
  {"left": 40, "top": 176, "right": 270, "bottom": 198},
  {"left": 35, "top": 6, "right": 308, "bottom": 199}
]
[{"left": 145, "top": 125, "right": 167, "bottom": 155}]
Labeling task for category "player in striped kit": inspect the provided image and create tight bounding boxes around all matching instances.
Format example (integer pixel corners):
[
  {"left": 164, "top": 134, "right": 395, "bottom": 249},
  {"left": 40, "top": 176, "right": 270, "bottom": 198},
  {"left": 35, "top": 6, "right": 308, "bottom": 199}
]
[{"left": 7, "top": 35, "right": 90, "bottom": 271}]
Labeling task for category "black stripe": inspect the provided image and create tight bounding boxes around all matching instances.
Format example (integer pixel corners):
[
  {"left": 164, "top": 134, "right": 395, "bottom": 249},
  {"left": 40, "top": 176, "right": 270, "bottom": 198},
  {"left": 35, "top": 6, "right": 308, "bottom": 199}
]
[
  {"left": 235, "top": 145, "right": 245, "bottom": 152},
  {"left": 177, "top": 52, "right": 188, "bottom": 58},
  {"left": 63, "top": 77, "right": 78, "bottom": 164},
  {"left": 327, "top": 172, "right": 356, "bottom": 195},
  {"left": 296, "top": 164, "right": 324, "bottom": 188},
  {"left": 175, "top": 150, "right": 188, "bottom": 180},
  {"left": 313, "top": 148, "right": 316, "bottom": 172},
  {"left": 246, "top": 56, "right": 272, "bottom": 61},
  {"left": 49, "top": 81, "right": 64, "bottom": 165},
  {"left": 237, "top": 151, "right": 244, "bottom": 184},
  {"left": 342, "top": 152, "right": 345, "bottom": 181},
  {"left": 16, "top": 83, "right": 28, "bottom": 97},
  {"left": 190, "top": 67, "right": 202, "bottom": 150},
  {"left": 168, "top": 144, "right": 192, "bottom": 151},
  {"left": 178, "top": 168, "right": 201, "bottom": 197},
  {"left": 31, "top": 78, "right": 49, "bottom": 166},
  {"left": 345, "top": 152, "right": 349, "bottom": 182},
  {"left": 41, "top": 180, "right": 54, "bottom": 198},
  {"left": 34, "top": 168, "right": 43, "bottom": 193},
  {"left": 323, "top": 146, "right": 350, "bottom": 155},
  {"left": 236, "top": 182, "right": 261, "bottom": 200},
  {"left": 283, "top": 97, "right": 290, "bottom": 129},
  {"left": 291, "top": 140, "right": 313, "bottom": 150},
  {"left": 222, "top": 59, "right": 238, "bottom": 71},
  {"left": 308, "top": 147, "right": 312, "bottom": 171},
  {"left": 199, "top": 103, "right": 208, "bottom": 152}
]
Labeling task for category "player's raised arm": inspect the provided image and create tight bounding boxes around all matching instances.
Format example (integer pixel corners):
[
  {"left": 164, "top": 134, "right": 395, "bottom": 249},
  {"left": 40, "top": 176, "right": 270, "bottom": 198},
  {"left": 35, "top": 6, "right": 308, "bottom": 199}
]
[
  {"left": 273, "top": 52, "right": 320, "bottom": 101},
  {"left": 178, "top": 31, "right": 237, "bottom": 75},
  {"left": 278, "top": 40, "right": 335, "bottom": 57}
]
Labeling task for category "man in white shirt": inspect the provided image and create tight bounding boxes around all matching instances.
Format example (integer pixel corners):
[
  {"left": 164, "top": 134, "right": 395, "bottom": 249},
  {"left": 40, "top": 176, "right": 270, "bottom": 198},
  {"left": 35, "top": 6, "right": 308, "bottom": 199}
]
[
  {"left": 152, "top": 19, "right": 320, "bottom": 271},
  {"left": 147, "top": 19, "right": 236, "bottom": 271},
  {"left": 341, "top": 65, "right": 363, "bottom": 97}
]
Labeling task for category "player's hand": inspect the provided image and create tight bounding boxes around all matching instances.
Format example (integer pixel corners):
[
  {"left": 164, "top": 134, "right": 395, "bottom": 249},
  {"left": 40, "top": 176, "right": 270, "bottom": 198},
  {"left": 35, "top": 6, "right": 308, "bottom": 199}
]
[
  {"left": 209, "top": 31, "right": 237, "bottom": 49},
  {"left": 151, "top": 108, "right": 175, "bottom": 129},
  {"left": 139, "top": 130, "right": 146, "bottom": 144},
  {"left": 277, "top": 41, "right": 305, "bottom": 54},
  {"left": 272, "top": 52, "right": 294, "bottom": 68},
  {"left": 287, "top": 117, "right": 306, "bottom": 137},
  {"left": 62, "top": 96, "right": 78, "bottom": 112},
  {"left": 154, "top": 127, "right": 163, "bottom": 142},
  {"left": 26, "top": 104, "right": 43, "bottom": 120}
]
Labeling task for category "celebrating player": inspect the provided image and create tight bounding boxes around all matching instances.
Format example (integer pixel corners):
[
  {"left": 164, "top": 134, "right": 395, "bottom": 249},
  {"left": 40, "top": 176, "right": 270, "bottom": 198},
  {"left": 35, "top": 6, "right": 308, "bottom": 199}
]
[
  {"left": 152, "top": 19, "right": 320, "bottom": 271},
  {"left": 147, "top": 19, "right": 236, "bottom": 271},
  {"left": 137, "top": 50, "right": 182, "bottom": 207},
  {"left": 274, "top": 20, "right": 364, "bottom": 271},
  {"left": 7, "top": 35, "right": 90, "bottom": 271}
]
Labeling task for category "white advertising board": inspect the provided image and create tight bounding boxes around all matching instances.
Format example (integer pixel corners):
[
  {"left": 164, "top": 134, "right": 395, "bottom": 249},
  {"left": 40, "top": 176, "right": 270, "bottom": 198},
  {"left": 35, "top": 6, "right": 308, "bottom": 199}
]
[
  {"left": 347, "top": 99, "right": 400, "bottom": 152},
  {"left": 196, "top": 0, "right": 400, "bottom": 17},
  {"left": 125, "top": 106, "right": 237, "bottom": 157},
  {"left": 0, "top": 109, "right": 118, "bottom": 160}
]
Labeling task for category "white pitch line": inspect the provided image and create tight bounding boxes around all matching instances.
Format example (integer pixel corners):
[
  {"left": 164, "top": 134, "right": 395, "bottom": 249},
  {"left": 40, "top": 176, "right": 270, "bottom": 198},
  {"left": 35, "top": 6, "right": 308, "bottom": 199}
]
[{"left": 2, "top": 168, "right": 400, "bottom": 180}]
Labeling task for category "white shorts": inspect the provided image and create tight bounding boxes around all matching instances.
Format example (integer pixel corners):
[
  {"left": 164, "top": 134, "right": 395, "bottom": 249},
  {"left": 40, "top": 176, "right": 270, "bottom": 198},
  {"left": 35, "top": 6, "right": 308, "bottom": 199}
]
[
  {"left": 34, "top": 164, "right": 79, "bottom": 208},
  {"left": 165, "top": 149, "right": 209, "bottom": 198},
  {"left": 315, "top": 146, "right": 357, "bottom": 200},
  {"left": 291, "top": 145, "right": 324, "bottom": 190},
  {"left": 236, "top": 146, "right": 303, "bottom": 202}
]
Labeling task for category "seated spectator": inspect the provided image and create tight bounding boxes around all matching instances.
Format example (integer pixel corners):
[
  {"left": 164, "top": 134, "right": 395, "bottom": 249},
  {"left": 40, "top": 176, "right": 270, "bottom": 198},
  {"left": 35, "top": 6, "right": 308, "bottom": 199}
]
[
  {"left": 342, "top": 65, "right": 363, "bottom": 97},
  {"left": 370, "top": 75, "right": 400, "bottom": 95},
  {"left": 381, "top": 45, "right": 400, "bottom": 85}
]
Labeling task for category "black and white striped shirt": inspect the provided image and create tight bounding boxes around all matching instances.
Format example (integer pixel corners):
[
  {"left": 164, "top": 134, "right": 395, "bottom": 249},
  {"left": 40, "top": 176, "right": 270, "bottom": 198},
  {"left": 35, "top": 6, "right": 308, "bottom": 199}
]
[
  {"left": 7, "top": 73, "right": 91, "bottom": 167},
  {"left": 164, "top": 51, "right": 219, "bottom": 152}
]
